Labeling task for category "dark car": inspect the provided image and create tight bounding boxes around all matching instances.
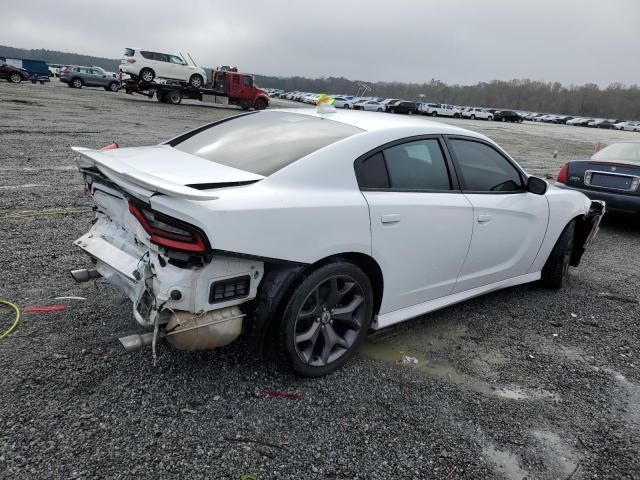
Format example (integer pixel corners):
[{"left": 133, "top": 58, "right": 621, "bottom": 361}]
[
  {"left": 60, "top": 66, "right": 120, "bottom": 92},
  {"left": 0, "top": 62, "right": 31, "bottom": 84},
  {"left": 556, "top": 141, "right": 640, "bottom": 214},
  {"left": 493, "top": 110, "right": 523, "bottom": 122},
  {"left": 387, "top": 101, "right": 418, "bottom": 114}
]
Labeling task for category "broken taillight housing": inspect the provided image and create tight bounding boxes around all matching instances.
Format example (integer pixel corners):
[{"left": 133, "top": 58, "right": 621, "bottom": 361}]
[
  {"left": 128, "top": 202, "right": 208, "bottom": 253},
  {"left": 557, "top": 163, "right": 569, "bottom": 183},
  {"left": 100, "top": 143, "right": 119, "bottom": 150}
]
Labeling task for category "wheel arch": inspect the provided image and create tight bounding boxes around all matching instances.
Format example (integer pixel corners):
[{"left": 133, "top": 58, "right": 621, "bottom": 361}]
[{"left": 245, "top": 251, "right": 384, "bottom": 354}]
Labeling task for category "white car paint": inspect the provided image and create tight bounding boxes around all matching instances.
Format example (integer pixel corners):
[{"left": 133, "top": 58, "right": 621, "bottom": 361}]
[
  {"left": 120, "top": 48, "right": 206, "bottom": 86},
  {"left": 425, "top": 103, "right": 461, "bottom": 117},
  {"left": 72, "top": 109, "right": 596, "bottom": 341},
  {"left": 462, "top": 108, "right": 494, "bottom": 120}
]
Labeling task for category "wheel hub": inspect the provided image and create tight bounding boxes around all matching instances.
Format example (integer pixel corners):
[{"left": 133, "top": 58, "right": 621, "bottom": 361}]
[{"left": 320, "top": 310, "right": 331, "bottom": 324}]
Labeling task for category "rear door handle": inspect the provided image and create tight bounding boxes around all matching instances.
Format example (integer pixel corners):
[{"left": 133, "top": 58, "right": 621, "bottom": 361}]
[
  {"left": 477, "top": 214, "right": 492, "bottom": 223},
  {"left": 381, "top": 214, "right": 401, "bottom": 224}
]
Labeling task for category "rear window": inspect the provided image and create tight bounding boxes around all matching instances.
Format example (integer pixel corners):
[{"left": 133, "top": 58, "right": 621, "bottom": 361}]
[
  {"left": 124, "top": 48, "right": 135, "bottom": 57},
  {"left": 592, "top": 143, "right": 640, "bottom": 164},
  {"left": 171, "top": 111, "right": 363, "bottom": 176}
]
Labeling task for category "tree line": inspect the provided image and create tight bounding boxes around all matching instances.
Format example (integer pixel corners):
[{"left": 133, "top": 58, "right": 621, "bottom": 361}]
[{"left": 255, "top": 75, "right": 640, "bottom": 120}]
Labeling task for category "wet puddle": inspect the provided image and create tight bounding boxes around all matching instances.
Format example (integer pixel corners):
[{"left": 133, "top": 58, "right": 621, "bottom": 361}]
[{"left": 358, "top": 341, "right": 560, "bottom": 402}]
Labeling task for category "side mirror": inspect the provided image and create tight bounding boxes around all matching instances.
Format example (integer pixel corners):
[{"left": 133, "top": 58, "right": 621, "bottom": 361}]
[{"left": 527, "top": 176, "right": 548, "bottom": 195}]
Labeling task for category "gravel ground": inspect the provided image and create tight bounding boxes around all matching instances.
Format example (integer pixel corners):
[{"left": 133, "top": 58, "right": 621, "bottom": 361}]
[{"left": 1, "top": 81, "right": 639, "bottom": 480}]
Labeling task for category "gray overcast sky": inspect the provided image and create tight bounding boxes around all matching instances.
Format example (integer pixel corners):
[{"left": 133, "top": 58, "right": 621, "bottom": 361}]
[{"left": 3, "top": 0, "right": 639, "bottom": 86}]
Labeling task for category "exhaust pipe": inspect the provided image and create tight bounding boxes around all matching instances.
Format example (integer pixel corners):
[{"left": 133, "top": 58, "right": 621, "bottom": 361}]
[
  {"left": 70, "top": 269, "right": 101, "bottom": 283},
  {"left": 118, "top": 332, "right": 155, "bottom": 352}
]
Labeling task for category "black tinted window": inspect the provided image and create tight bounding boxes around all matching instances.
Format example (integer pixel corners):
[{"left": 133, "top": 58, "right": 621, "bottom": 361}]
[
  {"left": 172, "top": 112, "right": 363, "bottom": 176},
  {"left": 448, "top": 139, "right": 523, "bottom": 192},
  {"left": 356, "top": 152, "right": 389, "bottom": 189},
  {"left": 124, "top": 48, "right": 135, "bottom": 57},
  {"left": 384, "top": 139, "right": 451, "bottom": 190},
  {"left": 243, "top": 76, "right": 253, "bottom": 87}
]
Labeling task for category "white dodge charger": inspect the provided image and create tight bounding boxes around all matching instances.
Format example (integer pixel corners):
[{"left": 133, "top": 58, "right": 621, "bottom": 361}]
[{"left": 72, "top": 109, "right": 604, "bottom": 376}]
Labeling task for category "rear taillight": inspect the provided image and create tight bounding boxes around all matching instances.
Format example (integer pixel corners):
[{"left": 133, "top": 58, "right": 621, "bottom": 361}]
[
  {"left": 128, "top": 202, "right": 208, "bottom": 253},
  {"left": 100, "top": 143, "right": 119, "bottom": 150},
  {"left": 127, "top": 58, "right": 136, "bottom": 64},
  {"left": 557, "top": 163, "right": 569, "bottom": 183}
]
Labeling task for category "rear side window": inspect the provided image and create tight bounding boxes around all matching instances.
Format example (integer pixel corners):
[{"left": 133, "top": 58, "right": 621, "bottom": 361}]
[
  {"left": 124, "top": 48, "right": 135, "bottom": 57},
  {"left": 448, "top": 139, "right": 523, "bottom": 192},
  {"left": 171, "top": 112, "right": 363, "bottom": 176},
  {"left": 356, "top": 139, "right": 451, "bottom": 191},
  {"left": 384, "top": 140, "right": 451, "bottom": 190},
  {"left": 140, "top": 51, "right": 152, "bottom": 60}
]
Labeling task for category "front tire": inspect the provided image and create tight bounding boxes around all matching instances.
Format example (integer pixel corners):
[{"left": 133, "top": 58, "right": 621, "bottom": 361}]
[
  {"left": 431, "top": 111, "right": 437, "bottom": 117},
  {"left": 541, "top": 221, "right": 575, "bottom": 289},
  {"left": 72, "top": 78, "right": 83, "bottom": 88},
  {"left": 471, "top": 114, "right": 476, "bottom": 120},
  {"left": 108, "top": 81, "right": 119, "bottom": 92},
  {"left": 343, "top": 104, "right": 350, "bottom": 109},
  {"left": 254, "top": 97, "right": 268, "bottom": 110},
  {"left": 9, "top": 72, "right": 22, "bottom": 84},
  {"left": 278, "top": 261, "right": 374, "bottom": 377}
]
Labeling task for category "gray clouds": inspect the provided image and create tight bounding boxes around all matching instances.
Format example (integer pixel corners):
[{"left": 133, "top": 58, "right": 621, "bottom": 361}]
[{"left": 3, "top": 0, "right": 639, "bottom": 86}]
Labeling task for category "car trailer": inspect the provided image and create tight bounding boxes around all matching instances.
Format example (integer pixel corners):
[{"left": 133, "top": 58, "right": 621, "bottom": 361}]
[{"left": 121, "top": 70, "right": 269, "bottom": 110}]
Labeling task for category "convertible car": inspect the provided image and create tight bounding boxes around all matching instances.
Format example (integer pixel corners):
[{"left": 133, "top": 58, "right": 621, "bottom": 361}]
[{"left": 71, "top": 109, "right": 604, "bottom": 376}]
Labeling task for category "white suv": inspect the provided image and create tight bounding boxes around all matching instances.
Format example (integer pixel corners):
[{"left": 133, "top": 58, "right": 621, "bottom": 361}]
[
  {"left": 120, "top": 48, "right": 207, "bottom": 88},
  {"left": 462, "top": 107, "right": 494, "bottom": 120}
]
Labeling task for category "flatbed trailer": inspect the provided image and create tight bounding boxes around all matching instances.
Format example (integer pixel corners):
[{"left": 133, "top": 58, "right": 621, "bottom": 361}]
[{"left": 122, "top": 70, "right": 269, "bottom": 110}]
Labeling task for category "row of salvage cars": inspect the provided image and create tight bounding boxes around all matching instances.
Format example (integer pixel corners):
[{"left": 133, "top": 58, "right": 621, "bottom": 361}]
[{"left": 70, "top": 108, "right": 640, "bottom": 377}]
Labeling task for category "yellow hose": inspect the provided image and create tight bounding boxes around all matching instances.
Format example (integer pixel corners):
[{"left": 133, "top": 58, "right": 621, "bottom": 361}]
[{"left": 0, "top": 301, "right": 20, "bottom": 341}]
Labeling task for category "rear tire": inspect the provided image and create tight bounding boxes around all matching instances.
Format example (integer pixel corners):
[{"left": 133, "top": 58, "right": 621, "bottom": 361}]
[
  {"left": 541, "top": 221, "right": 575, "bottom": 289},
  {"left": 140, "top": 68, "right": 155, "bottom": 83},
  {"left": 277, "top": 261, "right": 374, "bottom": 377},
  {"left": 167, "top": 90, "right": 182, "bottom": 104},
  {"left": 431, "top": 111, "right": 437, "bottom": 117},
  {"left": 471, "top": 114, "right": 476, "bottom": 120},
  {"left": 343, "top": 104, "right": 350, "bottom": 109},
  {"left": 9, "top": 72, "right": 22, "bottom": 84},
  {"left": 189, "top": 74, "right": 204, "bottom": 88}
]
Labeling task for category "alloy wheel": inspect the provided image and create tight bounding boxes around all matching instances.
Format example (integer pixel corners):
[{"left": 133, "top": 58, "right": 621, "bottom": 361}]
[
  {"left": 294, "top": 275, "right": 366, "bottom": 367},
  {"left": 10, "top": 73, "right": 21, "bottom": 83}
]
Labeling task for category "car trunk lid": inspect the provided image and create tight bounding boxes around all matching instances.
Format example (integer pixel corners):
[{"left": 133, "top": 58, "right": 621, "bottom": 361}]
[
  {"left": 73, "top": 144, "right": 264, "bottom": 201},
  {"left": 566, "top": 160, "right": 640, "bottom": 195}
]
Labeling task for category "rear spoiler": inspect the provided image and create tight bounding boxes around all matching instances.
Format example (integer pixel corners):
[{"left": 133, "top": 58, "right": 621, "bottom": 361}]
[{"left": 72, "top": 147, "right": 219, "bottom": 201}]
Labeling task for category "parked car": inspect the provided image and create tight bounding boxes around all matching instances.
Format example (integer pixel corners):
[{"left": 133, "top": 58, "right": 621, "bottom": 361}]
[
  {"left": 494, "top": 110, "right": 523, "bottom": 123},
  {"left": 387, "top": 101, "right": 418, "bottom": 114},
  {"left": 588, "top": 119, "right": 615, "bottom": 129},
  {"left": 613, "top": 121, "right": 640, "bottom": 131},
  {"left": 332, "top": 96, "right": 355, "bottom": 109},
  {"left": 461, "top": 107, "right": 493, "bottom": 120},
  {"left": 120, "top": 48, "right": 207, "bottom": 88},
  {"left": 353, "top": 100, "right": 385, "bottom": 112},
  {"left": 556, "top": 141, "right": 640, "bottom": 214},
  {"left": 71, "top": 109, "right": 603, "bottom": 376},
  {"left": 60, "top": 66, "right": 120, "bottom": 92},
  {"left": 425, "top": 103, "right": 461, "bottom": 118},
  {"left": 0, "top": 62, "right": 31, "bottom": 83}
]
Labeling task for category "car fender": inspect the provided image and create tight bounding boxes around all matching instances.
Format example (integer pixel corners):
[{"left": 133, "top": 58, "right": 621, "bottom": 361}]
[{"left": 528, "top": 185, "right": 591, "bottom": 273}]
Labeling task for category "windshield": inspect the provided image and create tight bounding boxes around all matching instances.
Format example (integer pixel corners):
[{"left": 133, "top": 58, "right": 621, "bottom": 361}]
[
  {"left": 171, "top": 111, "right": 363, "bottom": 176},
  {"left": 592, "top": 143, "right": 640, "bottom": 164}
]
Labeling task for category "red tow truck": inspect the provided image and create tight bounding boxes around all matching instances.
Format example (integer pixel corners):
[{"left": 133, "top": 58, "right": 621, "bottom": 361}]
[{"left": 123, "top": 69, "right": 270, "bottom": 110}]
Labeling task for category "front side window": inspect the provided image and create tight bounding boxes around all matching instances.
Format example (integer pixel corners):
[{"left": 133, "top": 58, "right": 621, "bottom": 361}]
[
  {"left": 448, "top": 139, "right": 523, "bottom": 192},
  {"left": 243, "top": 76, "right": 253, "bottom": 87},
  {"left": 172, "top": 112, "right": 363, "bottom": 176},
  {"left": 169, "top": 55, "right": 184, "bottom": 65}
]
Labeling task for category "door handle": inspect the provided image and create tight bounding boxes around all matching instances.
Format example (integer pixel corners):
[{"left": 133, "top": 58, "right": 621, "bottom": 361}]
[
  {"left": 477, "top": 214, "right": 492, "bottom": 223},
  {"left": 381, "top": 214, "right": 401, "bottom": 224}
]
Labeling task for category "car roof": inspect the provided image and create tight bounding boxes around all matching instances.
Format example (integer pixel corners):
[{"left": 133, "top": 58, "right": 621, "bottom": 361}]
[{"left": 272, "top": 108, "right": 488, "bottom": 139}]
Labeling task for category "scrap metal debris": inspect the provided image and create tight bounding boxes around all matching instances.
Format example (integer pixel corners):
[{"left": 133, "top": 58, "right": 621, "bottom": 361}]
[{"left": 397, "top": 355, "right": 419, "bottom": 365}]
